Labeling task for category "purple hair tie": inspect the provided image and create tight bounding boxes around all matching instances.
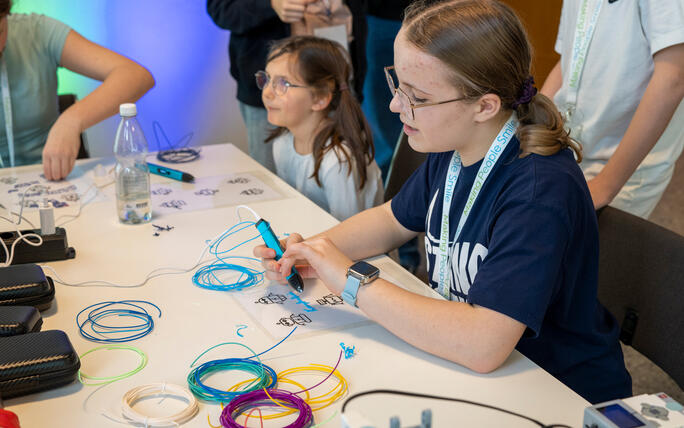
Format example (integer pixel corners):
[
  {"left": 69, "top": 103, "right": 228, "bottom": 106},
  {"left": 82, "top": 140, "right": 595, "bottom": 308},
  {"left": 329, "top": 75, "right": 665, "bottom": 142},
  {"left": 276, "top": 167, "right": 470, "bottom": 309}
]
[{"left": 512, "top": 76, "right": 537, "bottom": 108}]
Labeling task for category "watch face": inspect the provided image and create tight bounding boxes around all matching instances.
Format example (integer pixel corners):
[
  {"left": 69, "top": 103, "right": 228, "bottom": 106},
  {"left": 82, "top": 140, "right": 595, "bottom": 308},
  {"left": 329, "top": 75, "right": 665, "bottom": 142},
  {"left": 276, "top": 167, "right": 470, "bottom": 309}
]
[{"left": 351, "top": 261, "right": 379, "bottom": 277}]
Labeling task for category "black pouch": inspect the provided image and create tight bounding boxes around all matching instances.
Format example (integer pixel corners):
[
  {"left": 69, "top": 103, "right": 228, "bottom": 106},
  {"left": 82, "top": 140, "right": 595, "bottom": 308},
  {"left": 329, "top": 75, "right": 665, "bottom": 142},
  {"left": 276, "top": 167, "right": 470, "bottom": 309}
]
[
  {"left": 0, "top": 264, "right": 55, "bottom": 311},
  {"left": 0, "top": 306, "right": 42, "bottom": 336},
  {"left": 0, "top": 330, "right": 80, "bottom": 399}
]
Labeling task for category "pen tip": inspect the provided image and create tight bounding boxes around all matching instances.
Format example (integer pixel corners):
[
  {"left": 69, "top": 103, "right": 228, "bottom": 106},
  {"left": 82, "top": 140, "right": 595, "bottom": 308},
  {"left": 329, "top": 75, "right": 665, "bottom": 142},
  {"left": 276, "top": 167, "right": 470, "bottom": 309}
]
[{"left": 289, "top": 273, "right": 304, "bottom": 293}]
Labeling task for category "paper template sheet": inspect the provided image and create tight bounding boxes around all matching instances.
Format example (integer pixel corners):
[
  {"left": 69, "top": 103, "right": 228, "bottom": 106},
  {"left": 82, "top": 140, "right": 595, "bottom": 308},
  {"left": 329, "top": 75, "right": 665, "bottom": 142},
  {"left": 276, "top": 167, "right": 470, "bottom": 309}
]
[
  {"left": 151, "top": 172, "right": 283, "bottom": 217},
  {"left": 231, "top": 271, "right": 400, "bottom": 339},
  {"left": 0, "top": 166, "right": 102, "bottom": 212}
]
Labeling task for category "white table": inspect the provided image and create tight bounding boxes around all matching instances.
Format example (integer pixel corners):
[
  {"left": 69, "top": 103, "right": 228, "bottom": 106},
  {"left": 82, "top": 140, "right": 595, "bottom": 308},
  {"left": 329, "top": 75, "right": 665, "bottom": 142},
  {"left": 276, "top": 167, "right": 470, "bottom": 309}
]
[{"left": 2, "top": 144, "right": 588, "bottom": 427}]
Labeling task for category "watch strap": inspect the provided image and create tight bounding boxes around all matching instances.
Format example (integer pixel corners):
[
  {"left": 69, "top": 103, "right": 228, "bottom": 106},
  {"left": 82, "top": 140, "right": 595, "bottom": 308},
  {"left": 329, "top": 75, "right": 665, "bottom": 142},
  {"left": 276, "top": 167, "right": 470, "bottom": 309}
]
[{"left": 341, "top": 274, "right": 362, "bottom": 307}]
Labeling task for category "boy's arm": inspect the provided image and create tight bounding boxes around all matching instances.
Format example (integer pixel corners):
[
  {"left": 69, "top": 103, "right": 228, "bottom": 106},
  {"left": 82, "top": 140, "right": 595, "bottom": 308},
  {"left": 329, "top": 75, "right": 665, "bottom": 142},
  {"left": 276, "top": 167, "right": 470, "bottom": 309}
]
[
  {"left": 540, "top": 59, "right": 562, "bottom": 99},
  {"left": 588, "top": 43, "right": 684, "bottom": 209}
]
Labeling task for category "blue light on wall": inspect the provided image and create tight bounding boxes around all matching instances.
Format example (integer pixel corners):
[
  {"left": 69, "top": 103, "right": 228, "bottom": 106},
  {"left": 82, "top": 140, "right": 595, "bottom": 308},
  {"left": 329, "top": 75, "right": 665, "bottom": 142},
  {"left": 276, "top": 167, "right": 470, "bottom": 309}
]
[{"left": 12, "top": 0, "right": 246, "bottom": 155}]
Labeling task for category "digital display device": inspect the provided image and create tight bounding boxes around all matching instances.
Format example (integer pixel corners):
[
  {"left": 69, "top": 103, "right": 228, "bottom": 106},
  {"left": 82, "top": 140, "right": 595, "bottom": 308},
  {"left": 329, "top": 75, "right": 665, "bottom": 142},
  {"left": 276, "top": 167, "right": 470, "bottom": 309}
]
[{"left": 597, "top": 404, "right": 646, "bottom": 428}]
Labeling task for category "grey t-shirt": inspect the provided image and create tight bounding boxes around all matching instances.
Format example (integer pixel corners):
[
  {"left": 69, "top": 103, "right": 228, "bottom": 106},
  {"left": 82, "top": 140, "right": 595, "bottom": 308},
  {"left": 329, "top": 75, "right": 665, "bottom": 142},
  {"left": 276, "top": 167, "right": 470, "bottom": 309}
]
[
  {"left": 273, "top": 132, "right": 384, "bottom": 221},
  {"left": 0, "top": 13, "right": 71, "bottom": 167}
]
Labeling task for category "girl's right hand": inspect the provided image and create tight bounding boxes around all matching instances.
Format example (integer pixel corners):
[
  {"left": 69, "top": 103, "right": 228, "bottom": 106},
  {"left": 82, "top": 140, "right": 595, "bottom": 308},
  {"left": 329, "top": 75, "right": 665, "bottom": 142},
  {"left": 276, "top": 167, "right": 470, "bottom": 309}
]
[{"left": 253, "top": 233, "right": 317, "bottom": 283}]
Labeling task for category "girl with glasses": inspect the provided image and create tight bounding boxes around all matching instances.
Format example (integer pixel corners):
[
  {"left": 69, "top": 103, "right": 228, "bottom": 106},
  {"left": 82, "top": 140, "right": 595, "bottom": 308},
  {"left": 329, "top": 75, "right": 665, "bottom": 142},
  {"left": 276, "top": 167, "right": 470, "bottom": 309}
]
[
  {"left": 256, "top": 0, "right": 631, "bottom": 404},
  {"left": 257, "top": 35, "right": 383, "bottom": 221}
]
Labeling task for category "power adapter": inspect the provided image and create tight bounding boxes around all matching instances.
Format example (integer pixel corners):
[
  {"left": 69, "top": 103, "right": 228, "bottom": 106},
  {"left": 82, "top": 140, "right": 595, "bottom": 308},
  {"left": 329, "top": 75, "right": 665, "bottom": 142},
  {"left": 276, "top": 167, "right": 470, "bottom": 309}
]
[{"left": 0, "top": 227, "right": 75, "bottom": 265}]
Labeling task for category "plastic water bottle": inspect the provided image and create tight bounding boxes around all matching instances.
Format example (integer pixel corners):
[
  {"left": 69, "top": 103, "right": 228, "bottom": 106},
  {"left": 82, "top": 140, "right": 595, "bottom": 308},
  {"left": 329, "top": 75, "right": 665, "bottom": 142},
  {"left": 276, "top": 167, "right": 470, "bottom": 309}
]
[{"left": 114, "top": 103, "right": 151, "bottom": 224}]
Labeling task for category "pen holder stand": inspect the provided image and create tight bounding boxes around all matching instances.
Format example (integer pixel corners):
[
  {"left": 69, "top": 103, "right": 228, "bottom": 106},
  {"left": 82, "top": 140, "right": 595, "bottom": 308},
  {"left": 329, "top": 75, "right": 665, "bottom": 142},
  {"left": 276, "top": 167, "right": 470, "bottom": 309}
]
[{"left": 0, "top": 228, "right": 75, "bottom": 264}]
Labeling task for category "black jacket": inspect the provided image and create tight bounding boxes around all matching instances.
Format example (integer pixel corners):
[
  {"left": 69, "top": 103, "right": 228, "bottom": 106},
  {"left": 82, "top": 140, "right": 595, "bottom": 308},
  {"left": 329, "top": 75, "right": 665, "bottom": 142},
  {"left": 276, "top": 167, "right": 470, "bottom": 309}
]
[
  {"left": 368, "top": 0, "right": 413, "bottom": 21},
  {"left": 207, "top": 0, "right": 367, "bottom": 107}
]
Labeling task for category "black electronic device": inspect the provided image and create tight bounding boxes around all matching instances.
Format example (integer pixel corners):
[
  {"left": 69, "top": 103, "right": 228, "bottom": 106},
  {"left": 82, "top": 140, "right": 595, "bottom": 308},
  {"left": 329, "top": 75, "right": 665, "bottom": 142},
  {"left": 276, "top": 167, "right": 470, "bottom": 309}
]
[
  {"left": 0, "top": 264, "right": 55, "bottom": 311},
  {"left": 0, "top": 330, "right": 80, "bottom": 399},
  {"left": 0, "top": 306, "right": 42, "bottom": 337},
  {"left": 0, "top": 227, "right": 75, "bottom": 265}
]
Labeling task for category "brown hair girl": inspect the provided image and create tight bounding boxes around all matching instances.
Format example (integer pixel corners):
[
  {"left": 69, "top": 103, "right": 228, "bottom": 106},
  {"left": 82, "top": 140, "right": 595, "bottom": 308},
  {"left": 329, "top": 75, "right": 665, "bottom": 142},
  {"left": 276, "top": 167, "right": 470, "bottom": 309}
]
[{"left": 264, "top": 35, "right": 375, "bottom": 189}]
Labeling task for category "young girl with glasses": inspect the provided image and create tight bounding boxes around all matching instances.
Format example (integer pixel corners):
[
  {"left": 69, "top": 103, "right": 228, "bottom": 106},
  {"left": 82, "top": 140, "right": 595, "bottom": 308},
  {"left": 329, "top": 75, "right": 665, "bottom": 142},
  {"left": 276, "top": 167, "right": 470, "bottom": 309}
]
[
  {"left": 255, "top": 0, "right": 631, "bottom": 404},
  {"left": 256, "top": 36, "right": 383, "bottom": 221}
]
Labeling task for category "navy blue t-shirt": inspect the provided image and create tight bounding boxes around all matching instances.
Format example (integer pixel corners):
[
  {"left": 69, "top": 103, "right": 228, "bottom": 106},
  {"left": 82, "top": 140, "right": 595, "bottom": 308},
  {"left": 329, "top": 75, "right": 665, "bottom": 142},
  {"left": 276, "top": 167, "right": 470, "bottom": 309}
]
[{"left": 391, "top": 137, "right": 631, "bottom": 404}]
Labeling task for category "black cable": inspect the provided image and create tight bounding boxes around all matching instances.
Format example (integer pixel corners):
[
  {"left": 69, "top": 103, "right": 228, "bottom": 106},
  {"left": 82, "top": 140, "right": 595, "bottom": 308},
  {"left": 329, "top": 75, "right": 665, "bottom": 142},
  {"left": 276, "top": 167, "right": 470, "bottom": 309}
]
[
  {"left": 340, "top": 389, "right": 572, "bottom": 428},
  {"left": 156, "top": 148, "right": 200, "bottom": 164}
]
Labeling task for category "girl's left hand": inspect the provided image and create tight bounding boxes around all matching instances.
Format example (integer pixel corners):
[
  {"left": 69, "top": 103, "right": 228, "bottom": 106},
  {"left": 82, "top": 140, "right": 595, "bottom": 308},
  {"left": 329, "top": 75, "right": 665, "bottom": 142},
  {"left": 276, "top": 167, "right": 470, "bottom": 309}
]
[{"left": 280, "top": 237, "right": 353, "bottom": 295}]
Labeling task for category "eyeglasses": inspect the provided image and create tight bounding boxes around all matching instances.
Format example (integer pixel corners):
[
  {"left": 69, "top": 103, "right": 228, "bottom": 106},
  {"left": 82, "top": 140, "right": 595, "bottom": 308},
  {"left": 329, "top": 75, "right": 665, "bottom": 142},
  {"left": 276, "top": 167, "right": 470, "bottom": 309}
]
[
  {"left": 384, "top": 66, "right": 466, "bottom": 120},
  {"left": 255, "top": 70, "right": 307, "bottom": 96}
]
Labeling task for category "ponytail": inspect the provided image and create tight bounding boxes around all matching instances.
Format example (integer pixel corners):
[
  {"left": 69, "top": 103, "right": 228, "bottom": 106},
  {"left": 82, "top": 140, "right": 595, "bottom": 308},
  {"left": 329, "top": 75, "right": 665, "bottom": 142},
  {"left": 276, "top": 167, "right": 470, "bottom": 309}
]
[{"left": 515, "top": 90, "right": 582, "bottom": 163}]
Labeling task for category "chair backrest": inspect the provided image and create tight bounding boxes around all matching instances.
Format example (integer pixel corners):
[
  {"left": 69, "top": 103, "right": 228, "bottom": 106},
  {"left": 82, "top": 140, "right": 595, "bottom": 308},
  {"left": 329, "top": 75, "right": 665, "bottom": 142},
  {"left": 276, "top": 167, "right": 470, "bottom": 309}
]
[
  {"left": 57, "top": 94, "right": 89, "bottom": 159},
  {"left": 597, "top": 206, "right": 684, "bottom": 389},
  {"left": 384, "top": 131, "right": 428, "bottom": 202}
]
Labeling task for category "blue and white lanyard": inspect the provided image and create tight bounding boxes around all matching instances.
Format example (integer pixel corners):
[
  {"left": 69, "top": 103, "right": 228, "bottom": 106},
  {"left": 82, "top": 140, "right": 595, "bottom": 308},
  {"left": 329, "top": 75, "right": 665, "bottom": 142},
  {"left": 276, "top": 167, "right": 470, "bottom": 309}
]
[
  {"left": 0, "top": 56, "right": 14, "bottom": 168},
  {"left": 565, "top": 0, "right": 603, "bottom": 120},
  {"left": 435, "top": 114, "right": 518, "bottom": 299}
]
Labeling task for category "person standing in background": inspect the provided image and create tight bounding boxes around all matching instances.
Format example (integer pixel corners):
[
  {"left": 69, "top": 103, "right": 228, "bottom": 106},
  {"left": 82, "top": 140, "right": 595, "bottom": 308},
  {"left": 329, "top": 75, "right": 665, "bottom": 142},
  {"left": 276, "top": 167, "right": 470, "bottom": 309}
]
[
  {"left": 207, "top": 0, "right": 367, "bottom": 173},
  {"left": 362, "top": 0, "right": 414, "bottom": 179},
  {"left": 0, "top": 1, "right": 155, "bottom": 180},
  {"left": 541, "top": 0, "right": 684, "bottom": 218}
]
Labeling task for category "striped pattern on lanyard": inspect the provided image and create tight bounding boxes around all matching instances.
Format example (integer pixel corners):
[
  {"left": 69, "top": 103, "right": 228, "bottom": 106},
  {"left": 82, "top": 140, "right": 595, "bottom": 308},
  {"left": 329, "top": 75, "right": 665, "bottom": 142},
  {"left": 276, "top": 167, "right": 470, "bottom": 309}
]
[
  {"left": 436, "top": 114, "right": 518, "bottom": 299},
  {"left": 0, "top": 56, "right": 14, "bottom": 168},
  {"left": 565, "top": 0, "right": 603, "bottom": 118}
]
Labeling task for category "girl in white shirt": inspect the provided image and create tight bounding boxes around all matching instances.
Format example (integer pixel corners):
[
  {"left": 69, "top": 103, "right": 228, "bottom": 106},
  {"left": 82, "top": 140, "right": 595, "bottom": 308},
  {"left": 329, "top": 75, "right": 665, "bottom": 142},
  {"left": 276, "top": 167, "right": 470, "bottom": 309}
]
[{"left": 257, "top": 36, "right": 383, "bottom": 221}]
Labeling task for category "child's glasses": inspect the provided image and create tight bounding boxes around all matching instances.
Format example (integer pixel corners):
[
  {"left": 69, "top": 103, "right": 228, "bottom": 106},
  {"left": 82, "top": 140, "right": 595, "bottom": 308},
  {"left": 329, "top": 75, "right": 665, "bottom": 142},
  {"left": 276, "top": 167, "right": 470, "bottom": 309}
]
[
  {"left": 384, "top": 66, "right": 466, "bottom": 120},
  {"left": 255, "top": 71, "right": 307, "bottom": 96}
]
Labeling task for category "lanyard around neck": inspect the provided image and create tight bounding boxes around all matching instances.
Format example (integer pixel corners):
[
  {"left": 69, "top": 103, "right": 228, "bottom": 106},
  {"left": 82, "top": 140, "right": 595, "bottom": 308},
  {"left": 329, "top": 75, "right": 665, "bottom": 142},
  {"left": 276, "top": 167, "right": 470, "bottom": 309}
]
[
  {"left": 565, "top": 0, "right": 603, "bottom": 116},
  {"left": 0, "top": 56, "right": 14, "bottom": 168},
  {"left": 435, "top": 113, "right": 518, "bottom": 299}
]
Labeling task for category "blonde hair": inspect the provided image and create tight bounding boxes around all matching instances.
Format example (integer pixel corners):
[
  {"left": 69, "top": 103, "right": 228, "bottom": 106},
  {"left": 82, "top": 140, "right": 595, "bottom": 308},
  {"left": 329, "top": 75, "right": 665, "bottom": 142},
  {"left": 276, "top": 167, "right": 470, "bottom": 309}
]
[{"left": 403, "top": 0, "right": 582, "bottom": 162}]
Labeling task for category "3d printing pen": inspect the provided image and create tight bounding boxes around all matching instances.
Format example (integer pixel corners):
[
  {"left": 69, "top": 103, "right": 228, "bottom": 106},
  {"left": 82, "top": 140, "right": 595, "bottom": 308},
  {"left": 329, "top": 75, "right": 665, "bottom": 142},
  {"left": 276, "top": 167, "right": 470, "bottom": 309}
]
[{"left": 255, "top": 218, "right": 304, "bottom": 292}]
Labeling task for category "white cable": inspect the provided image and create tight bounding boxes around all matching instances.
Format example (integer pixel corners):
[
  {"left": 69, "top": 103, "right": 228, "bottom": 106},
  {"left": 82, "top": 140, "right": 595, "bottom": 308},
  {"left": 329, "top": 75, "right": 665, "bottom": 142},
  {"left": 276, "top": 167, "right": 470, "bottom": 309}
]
[
  {"left": 55, "top": 183, "right": 101, "bottom": 227},
  {"left": 236, "top": 204, "right": 260, "bottom": 222},
  {"left": 0, "top": 183, "right": 44, "bottom": 267},
  {"left": 0, "top": 214, "right": 35, "bottom": 228},
  {"left": 0, "top": 229, "right": 42, "bottom": 267},
  {"left": 40, "top": 219, "right": 246, "bottom": 288},
  {"left": 41, "top": 246, "right": 212, "bottom": 288},
  {"left": 119, "top": 383, "right": 198, "bottom": 427}
]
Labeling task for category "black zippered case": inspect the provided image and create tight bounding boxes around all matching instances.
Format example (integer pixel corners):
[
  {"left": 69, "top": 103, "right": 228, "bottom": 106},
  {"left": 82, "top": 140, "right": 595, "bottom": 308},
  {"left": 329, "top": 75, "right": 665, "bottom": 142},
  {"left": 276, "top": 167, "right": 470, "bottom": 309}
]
[
  {"left": 0, "top": 264, "right": 55, "bottom": 311},
  {"left": 0, "top": 330, "right": 80, "bottom": 399},
  {"left": 0, "top": 306, "right": 42, "bottom": 337}
]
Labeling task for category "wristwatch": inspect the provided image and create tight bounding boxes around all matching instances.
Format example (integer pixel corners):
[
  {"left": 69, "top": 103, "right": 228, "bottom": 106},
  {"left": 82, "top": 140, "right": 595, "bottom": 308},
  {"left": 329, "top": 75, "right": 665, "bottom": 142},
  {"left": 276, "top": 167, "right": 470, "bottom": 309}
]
[{"left": 341, "top": 261, "right": 380, "bottom": 307}]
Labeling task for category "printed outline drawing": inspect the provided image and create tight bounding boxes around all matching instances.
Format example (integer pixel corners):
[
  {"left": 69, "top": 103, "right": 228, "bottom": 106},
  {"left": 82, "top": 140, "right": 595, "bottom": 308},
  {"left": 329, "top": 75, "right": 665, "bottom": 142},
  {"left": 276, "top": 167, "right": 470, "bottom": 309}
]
[
  {"left": 194, "top": 188, "right": 219, "bottom": 196},
  {"left": 226, "top": 177, "right": 250, "bottom": 184},
  {"left": 159, "top": 200, "right": 187, "bottom": 210},
  {"left": 151, "top": 187, "right": 174, "bottom": 196},
  {"left": 255, "top": 292, "right": 287, "bottom": 305},
  {"left": 276, "top": 313, "right": 311, "bottom": 327},
  {"left": 316, "top": 294, "right": 344, "bottom": 306},
  {"left": 240, "top": 188, "right": 264, "bottom": 196}
]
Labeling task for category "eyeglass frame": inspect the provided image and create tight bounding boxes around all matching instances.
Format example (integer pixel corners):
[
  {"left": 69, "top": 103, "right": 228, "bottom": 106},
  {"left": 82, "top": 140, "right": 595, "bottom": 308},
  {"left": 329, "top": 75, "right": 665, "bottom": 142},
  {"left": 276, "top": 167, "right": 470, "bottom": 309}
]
[
  {"left": 384, "top": 66, "right": 467, "bottom": 120},
  {"left": 255, "top": 70, "right": 308, "bottom": 96}
]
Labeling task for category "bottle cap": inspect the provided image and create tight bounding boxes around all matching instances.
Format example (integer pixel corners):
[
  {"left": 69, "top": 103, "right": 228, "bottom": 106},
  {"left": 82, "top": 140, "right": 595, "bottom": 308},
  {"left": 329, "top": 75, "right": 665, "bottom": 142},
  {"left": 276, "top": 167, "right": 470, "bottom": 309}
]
[{"left": 119, "top": 103, "right": 137, "bottom": 117}]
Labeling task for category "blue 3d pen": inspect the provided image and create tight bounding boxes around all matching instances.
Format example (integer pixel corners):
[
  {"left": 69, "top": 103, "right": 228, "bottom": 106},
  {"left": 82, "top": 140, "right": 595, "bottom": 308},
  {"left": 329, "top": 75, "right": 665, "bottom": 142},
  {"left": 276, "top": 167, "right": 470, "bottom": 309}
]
[{"left": 255, "top": 218, "right": 304, "bottom": 292}]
